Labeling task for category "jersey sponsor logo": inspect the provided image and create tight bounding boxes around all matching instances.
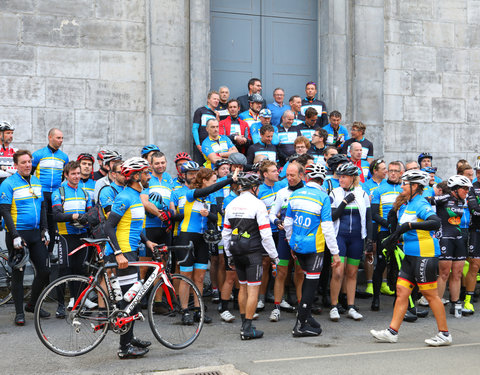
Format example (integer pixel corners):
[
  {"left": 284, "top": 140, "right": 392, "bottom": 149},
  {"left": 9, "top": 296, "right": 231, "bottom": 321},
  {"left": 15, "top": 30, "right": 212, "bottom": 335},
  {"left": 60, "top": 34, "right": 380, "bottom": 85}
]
[{"left": 448, "top": 217, "right": 461, "bottom": 225}]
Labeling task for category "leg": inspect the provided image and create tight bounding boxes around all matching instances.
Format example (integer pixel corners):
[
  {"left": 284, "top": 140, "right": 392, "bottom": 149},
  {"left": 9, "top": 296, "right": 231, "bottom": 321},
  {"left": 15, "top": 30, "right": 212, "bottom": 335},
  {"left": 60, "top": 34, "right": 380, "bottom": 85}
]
[
  {"left": 330, "top": 261, "right": 345, "bottom": 306},
  {"left": 449, "top": 260, "right": 465, "bottom": 302},
  {"left": 294, "top": 262, "right": 305, "bottom": 302},
  {"left": 422, "top": 288, "right": 448, "bottom": 332},
  {"left": 345, "top": 263, "right": 359, "bottom": 306},
  {"left": 437, "top": 260, "right": 452, "bottom": 299},
  {"left": 389, "top": 283, "right": 413, "bottom": 331}
]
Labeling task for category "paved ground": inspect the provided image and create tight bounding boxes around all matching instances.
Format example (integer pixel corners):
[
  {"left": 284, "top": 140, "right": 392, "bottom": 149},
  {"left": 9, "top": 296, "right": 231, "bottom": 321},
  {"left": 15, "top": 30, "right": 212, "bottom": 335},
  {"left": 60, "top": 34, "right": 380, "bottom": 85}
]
[{"left": 1, "top": 293, "right": 480, "bottom": 375}]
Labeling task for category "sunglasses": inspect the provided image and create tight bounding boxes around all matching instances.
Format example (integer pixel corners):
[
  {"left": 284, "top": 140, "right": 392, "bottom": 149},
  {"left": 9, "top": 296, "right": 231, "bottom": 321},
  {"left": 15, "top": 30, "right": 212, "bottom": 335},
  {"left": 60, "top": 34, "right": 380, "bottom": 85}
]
[{"left": 373, "top": 159, "right": 385, "bottom": 170}]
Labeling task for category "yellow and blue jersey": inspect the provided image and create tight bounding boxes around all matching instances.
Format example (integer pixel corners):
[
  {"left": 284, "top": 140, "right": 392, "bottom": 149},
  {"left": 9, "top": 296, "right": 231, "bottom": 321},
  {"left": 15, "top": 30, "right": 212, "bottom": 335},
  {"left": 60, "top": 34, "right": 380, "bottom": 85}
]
[
  {"left": 257, "top": 182, "right": 282, "bottom": 233},
  {"left": 180, "top": 188, "right": 212, "bottom": 234},
  {"left": 52, "top": 182, "right": 92, "bottom": 235},
  {"left": 144, "top": 175, "right": 173, "bottom": 228},
  {"left": 286, "top": 184, "right": 333, "bottom": 254},
  {"left": 398, "top": 194, "right": 440, "bottom": 257},
  {"left": 171, "top": 185, "right": 188, "bottom": 236},
  {"left": 201, "top": 135, "right": 234, "bottom": 169},
  {"left": 32, "top": 146, "right": 69, "bottom": 192},
  {"left": 323, "top": 124, "right": 350, "bottom": 147},
  {"left": 371, "top": 181, "right": 401, "bottom": 232},
  {"left": 79, "top": 178, "right": 95, "bottom": 202},
  {"left": 362, "top": 178, "right": 384, "bottom": 197},
  {"left": 0, "top": 172, "right": 43, "bottom": 230},
  {"left": 104, "top": 186, "right": 145, "bottom": 255},
  {"left": 251, "top": 121, "right": 279, "bottom": 145},
  {"left": 98, "top": 181, "right": 124, "bottom": 210}
]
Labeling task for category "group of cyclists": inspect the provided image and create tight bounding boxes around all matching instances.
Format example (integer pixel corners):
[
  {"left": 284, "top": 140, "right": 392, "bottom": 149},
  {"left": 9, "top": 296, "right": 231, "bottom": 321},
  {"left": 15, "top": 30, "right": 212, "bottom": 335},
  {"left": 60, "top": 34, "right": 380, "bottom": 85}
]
[{"left": 1, "top": 80, "right": 479, "bottom": 358}]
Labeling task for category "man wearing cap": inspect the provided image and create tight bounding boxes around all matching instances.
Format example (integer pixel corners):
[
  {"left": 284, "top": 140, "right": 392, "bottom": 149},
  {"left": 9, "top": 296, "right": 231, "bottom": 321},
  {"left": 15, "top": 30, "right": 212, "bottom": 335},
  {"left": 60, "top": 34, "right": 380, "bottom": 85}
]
[
  {"left": 300, "top": 81, "right": 328, "bottom": 127},
  {"left": 267, "top": 88, "right": 290, "bottom": 127},
  {"left": 237, "top": 78, "right": 267, "bottom": 113},
  {"left": 202, "top": 119, "right": 238, "bottom": 169},
  {"left": 418, "top": 153, "right": 441, "bottom": 183},
  {"left": 219, "top": 99, "right": 251, "bottom": 154},
  {"left": 297, "top": 107, "right": 320, "bottom": 141},
  {"left": 251, "top": 109, "right": 279, "bottom": 145},
  {"left": 0, "top": 121, "right": 17, "bottom": 184},
  {"left": 239, "top": 93, "right": 264, "bottom": 130}
]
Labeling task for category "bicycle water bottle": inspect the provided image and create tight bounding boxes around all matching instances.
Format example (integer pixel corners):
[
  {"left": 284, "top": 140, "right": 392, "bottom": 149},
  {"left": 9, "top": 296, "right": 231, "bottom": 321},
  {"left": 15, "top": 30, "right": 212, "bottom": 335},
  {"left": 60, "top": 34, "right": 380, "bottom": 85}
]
[
  {"left": 124, "top": 281, "right": 143, "bottom": 302},
  {"left": 455, "top": 302, "right": 462, "bottom": 318},
  {"left": 110, "top": 276, "right": 123, "bottom": 302}
]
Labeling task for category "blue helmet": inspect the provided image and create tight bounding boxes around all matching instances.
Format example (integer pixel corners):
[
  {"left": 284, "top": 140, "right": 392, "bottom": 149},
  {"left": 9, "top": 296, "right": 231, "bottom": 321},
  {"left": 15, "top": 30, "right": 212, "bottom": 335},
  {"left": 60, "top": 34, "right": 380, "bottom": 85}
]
[
  {"left": 141, "top": 144, "right": 160, "bottom": 156},
  {"left": 180, "top": 161, "right": 200, "bottom": 173},
  {"left": 146, "top": 191, "right": 164, "bottom": 218},
  {"left": 421, "top": 167, "right": 437, "bottom": 174},
  {"left": 418, "top": 152, "right": 432, "bottom": 164}
]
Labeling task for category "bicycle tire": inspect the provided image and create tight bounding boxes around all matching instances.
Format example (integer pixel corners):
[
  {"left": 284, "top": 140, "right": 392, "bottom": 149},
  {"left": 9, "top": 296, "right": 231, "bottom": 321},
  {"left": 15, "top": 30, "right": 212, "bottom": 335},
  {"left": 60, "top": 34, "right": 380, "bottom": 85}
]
[
  {"left": 0, "top": 248, "right": 35, "bottom": 306},
  {"left": 148, "top": 273, "right": 204, "bottom": 349},
  {"left": 34, "top": 275, "right": 110, "bottom": 357}
]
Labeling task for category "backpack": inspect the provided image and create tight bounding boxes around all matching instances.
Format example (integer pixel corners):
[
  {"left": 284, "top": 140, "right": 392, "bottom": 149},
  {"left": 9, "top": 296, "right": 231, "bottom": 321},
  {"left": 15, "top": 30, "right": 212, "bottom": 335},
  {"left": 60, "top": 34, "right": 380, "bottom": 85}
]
[{"left": 80, "top": 184, "right": 118, "bottom": 239}]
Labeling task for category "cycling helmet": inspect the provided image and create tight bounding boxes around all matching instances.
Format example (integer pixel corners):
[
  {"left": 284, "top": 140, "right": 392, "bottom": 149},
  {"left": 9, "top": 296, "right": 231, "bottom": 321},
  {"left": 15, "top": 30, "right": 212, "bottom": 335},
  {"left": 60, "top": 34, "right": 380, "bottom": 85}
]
[
  {"left": 102, "top": 150, "right": 122, "bottom": 165},
  {"left": 418, "top": 152, "right": 433, "bottom": 164},
  {"left": 259, "top": 108, "right": 272, "bottom": 118},
  {"left": 251, "top": 162, "right": 262, "bottom": 172},
  {"left": 474, "top": 159, "right": 480, "bottom": 171},
  {"left": 77, "top": 153, "right": 95, "bottom": 163},
  {"left": 174, "top": 152, "right": 192, "bottom": 163},
  {"left": 8, "top": 246, "right": 29, "bottom": 271},
  {"left": 336, "top": 162, "right": 361, "bottom": 176},
  {"left": 447, "top": 175, "right": 473, "bottom": 189},
  {"left": 141, "top": 144, "right": 160, "bottom": 157},
  {"left": 121, "top": 157, "right": 149, "bottom": 179},
  {"left": 214, "top": 159, "right": 230, "bottom": 170},
  {"left": 326, "top": 154, "right": 349, "bottom": 172},
  {"left": 97, "top": 149, "right": 106, "bottom": 161},
  {"left": 203, "top": 229, "right": 222, "bottom": 244},
  {"left": 237, "top": 172, "right": 262, "bottom": 188},
  {"left": 421, "top": 167, "right": 437, "bottom": 174},
  {"left": 401, "top": 169, "right": 430, "bottom": 186},
  {"left": 228, "top": 152, "right": 247, "bottom": 166},
  {"left": 249, "top": 93, "right": 264, "bottom": 103},
  {"left": 287, "top": 153, "right": 300, "bottom": 163},
  {"left": 146, "top": 191, "right": 164, "bottom": 218},
  {"left": 305, "top": 163, "right": 327, "bottom": 180},
  {"left": 180, "top": 161, "right": 200, "bottom": 173},
  {"left": 0, "top": 121, "right": 15, "bottom": 131}
]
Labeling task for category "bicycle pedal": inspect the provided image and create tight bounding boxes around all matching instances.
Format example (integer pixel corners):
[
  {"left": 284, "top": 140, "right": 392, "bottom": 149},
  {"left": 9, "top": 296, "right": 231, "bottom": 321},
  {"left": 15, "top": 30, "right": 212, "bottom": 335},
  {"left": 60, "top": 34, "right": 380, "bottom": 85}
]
[{"left": 135, "top": 312, "right": 145, "bottom": 322}]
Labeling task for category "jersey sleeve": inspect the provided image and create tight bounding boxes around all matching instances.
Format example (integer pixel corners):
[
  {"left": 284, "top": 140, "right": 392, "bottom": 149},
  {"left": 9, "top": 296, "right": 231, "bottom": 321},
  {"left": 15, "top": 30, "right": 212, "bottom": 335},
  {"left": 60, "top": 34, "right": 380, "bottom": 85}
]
[
  {"left": 186, "top": 189, "right": 195, "bottom": 203},
  {"left": 320, "top": 193, "right": 333, "bottom": 222},
  {"left": 226, "top": 137, "right": 234, "bottom": 149},
  {"left": 110, "top": 193, "right": 129, "bottom": 216},
  {"left": 51, "top": 189, "right": 62, "bottom": 207},
  {"left": 0, "top": 180, "right": 13, "bottom": 204},
  {"left": 371, "top": 187, "right": 381, "bottom": 204},
  {"left": 192, "top": 109, "right": 202, "bottom": 146},
  {"left": 417, "top": 199, "right": 436, "bottom": 221},
  {"left": 201, "top": 140, "right": 214, "bottom": 157},
  {"left": 363, "top": 190, "right": 371, "bottom": 208},
  {"left": 31, "top": 151, "right": 40, "bottom": 168}
]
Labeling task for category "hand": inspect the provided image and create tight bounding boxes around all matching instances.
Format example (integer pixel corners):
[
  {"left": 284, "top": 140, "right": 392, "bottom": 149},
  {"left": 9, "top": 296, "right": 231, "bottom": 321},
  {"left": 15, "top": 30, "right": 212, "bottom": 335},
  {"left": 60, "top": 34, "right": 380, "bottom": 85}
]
[
  {"left": 72, "top": 213, "right": 79, "bottom": 221},
  {"left": 77, "top": 213, "right": 88, "bottom": 226},
  {"left": 271, "top": 256, "right": 280, "bottom": 266},
  {"left": 41, "top": 229, "right": 50, "bottom": 246},
  {"left": 232, "top": 167, "right": 240, "bottom": 182},
  {"left": 396, "top": 222, "right": 410, "bottom": 235},
  {"left": 199, "top": 208, "right": 209, "bottom": 217},
  {"left": 13, "top": 236, "right": 24, "bottom": 249},
  {"left": 196, "top": 144, "right": 202, "bottom": 153},
  {"left": 115, "top": 253, "right": 128, "bottom": 269},
  {"left": 381, "top": 233, "right": 400, "bottom": 251},
  {"left": 290, "top": 250, "right": 297, "bottom": 260},
  {"left": 274, "top": 219, "right": 284, "bottom": 230},
  {"left": 146, "top": 240, "right": 158, "bottom": 254},
  {"left": 365, "top": 239, "right": 374, "bottom": 254},
  {"left": 344, "top": 193, "right": 355, "bottom": 204},
  {"left": 331, "top": 254, "right": 341, "bottom": 269},
  {"left": 227, "top": 256, "right": 235, "bottom": 270},
  {"left": 159, "top": 210, "right": 172, "bottom": 222}
]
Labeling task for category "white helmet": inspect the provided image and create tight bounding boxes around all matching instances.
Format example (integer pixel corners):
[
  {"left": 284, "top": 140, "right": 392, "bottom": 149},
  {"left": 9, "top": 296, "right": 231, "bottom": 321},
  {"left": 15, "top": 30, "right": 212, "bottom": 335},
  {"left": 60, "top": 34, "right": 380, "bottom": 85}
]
[
  {"left": 102, "top": 150, "right": 122, "bottom": 164},
  {"left": 401, "top": 169, "right": 430, "bottom": 186},
  {"left": 305, "top": 163, "right": 327, "bottom": 180},
  {"left": 121, "top": 157, "right": 149, "bottom": 179},
  {"left": 474, "top": 159, "right": 480, "bottom": 171},
  {"left": 447, "top": 175, "right": 473, "bottom": 189}
]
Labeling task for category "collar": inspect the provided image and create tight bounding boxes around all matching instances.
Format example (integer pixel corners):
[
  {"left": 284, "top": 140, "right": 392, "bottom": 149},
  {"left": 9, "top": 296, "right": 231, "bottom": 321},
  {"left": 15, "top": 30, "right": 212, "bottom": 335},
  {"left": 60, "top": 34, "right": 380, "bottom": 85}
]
[
  {"left": 289, "top": 180, "right": 304, "bottom": 191},
  {"left": 80, "top": 177, "right": 90, "bottom": 183},
  {"left": 273, "top": 102, "right": 284, "bottom": 108},
  {"left": 47, "top": 145, "right": 58, "bottom": 153},
  {"left": 306, "top": 181, "right": 323, "bottom": 190},
  {"left": 304, "top": 96, "right": 317, "bottom": 102},
  {"left": 208, "top": 135, "right": 221, "bottom": 142},
  {"left": 67, "top": 182, "right": 79, "bottom": 189}
]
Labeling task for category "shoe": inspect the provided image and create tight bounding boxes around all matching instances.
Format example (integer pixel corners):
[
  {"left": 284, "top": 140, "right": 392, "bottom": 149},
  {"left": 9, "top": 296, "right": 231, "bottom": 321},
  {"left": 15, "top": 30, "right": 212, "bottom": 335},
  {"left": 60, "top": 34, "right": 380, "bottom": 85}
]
[
  {"left": 211, "top": 290, "right": 220, "bottom": 303},
  {"left": 441, "top": 298, "right": 449, "bottom": 305},
  {"left": 403, "top": 309, "right": 417, "bottom": 322},
  {"left": 306, "top": 315, "right": 321, "bottom": 329},
  {"left": 311, "top": 304, "right": 322, "bottom": 315},
  {"left": 56, "top": 305, "right": 66, "bottom": 319},
  {"left": 415, "top": 308, "right": 428, "bottom": 318},
  {"left": 462, "top": 295, "right": 474, "bottom": 315},
  {"left": 220, "top": 310, "right": 235, "bottom": 322},
  {"left": 240, "top": 326, "right": 264, "bottom": 340},
  {"left": 449, "top": 303, "right": 455, "bottom": 315},
  {"left": 279, "top": 299, "right": 295, "bottom": 312},
  {"left": 265, "top": 291, "right": 275, "bottom": 303},
  {"left": 329, "top": 307, "right": 340, "bottom": 322},
  {"left": 194, "top": 310, "right": 212, "bottom": 324},
  {"left": 371, "top": 297, "right": 380, "bottom": 311},
  {"left": 130, "top": 337, "right": 151, "bottom": 348},
  {"left": 370, "top": 329, "right": 398, "bottom": 343},
  {"left": 25, "top": 304, "right": 51, "bottom": 318},
  {"left": 292, "top": 320, "right": 322, "bottom": 337},
  {"left": 49, "top": 252, "right": 58, "bottom": 264},
  {"left": 347, "top": 307, "right": 363, "bottom": 321},
  {"left": 269, "top": 308, "right": 280, "bottom": 322},
  {"left": 337, "top": 304, "right": 346, "bottom": 314},
  {"left": 425, "top": 332, "right": 452, "bottom": 347},
  {"left": 380, "top": 282, "right": 395, "bottom": 296},
  {"left": 14, "top": 313, "right": 25, "bottom": 326},
  {"left": 256, "top": 299, "right": 265, "bottom": 311},
  {"left": 67, "top": 298, "right": 74, "bottom": 311},
  {"left": 181, "top": 310, "right": 193, "bottom": 326},
  {"left": 418, "top": 296, "right": 429, "bottom": 306},
  {"left": 117, "top": 344, "right": 149, "bottom": 359},
  {"left": 252, "top": 313, "right": 259, "bottom": 320},
  {"left": 365, "top": 283, "right": 373, "bottom": 295},
  {"left": 84, "top": 298, "right": 98, "bottom": 309}
]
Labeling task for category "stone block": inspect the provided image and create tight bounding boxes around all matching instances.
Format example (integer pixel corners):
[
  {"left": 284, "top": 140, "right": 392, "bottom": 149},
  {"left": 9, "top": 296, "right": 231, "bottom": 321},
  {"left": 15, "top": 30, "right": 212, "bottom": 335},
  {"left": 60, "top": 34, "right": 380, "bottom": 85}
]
[
  {"left": 470, "top": 49, "right": 480, "bottom": 72},
  {"left": 355, "top": 5, "right": 384, "bottom": 57},
  {"left": 46, "top": 78, "right": 85, "bottom": 108},
  {"left": 404, "top": 96, "right": 432, "bottom": 122},
  {"left": 436, "top": 48, "right": 469, "bottom": 72},
  {"left": 454, "top": 24, "right": 469, "bottom": 48},
  {"left": 401, "top": 45, "right": 437, "bottom": 71},
  {"left": 442, "top": 73, "right": 479, "bottom": 99},
  {"left": 398, "top": 0, "right": 434, "bottom": 20},
  {"left": 0, "top": 0, "right": 34, "bottom": 12},
  {"left": 37, "top": 47, "right": 99, "bottom": 79},
  {"left": 467, "top": 98, "right": 480, "bottom": 123},
  {"left": 75, "top": 110, "right": 114, "bottom": 145},
  {"left": 189, "top": 21, "right": 211, "bottom": 112},
  {"left": 332, "top": 0, "right": 347, "bottom": 35},
  {"left": 80, "top": 20, "right": 145, "bottom": 52},
  {"left": 0, "top": 14, "right": 19, "bottom": 43},
  {"left": 384, "top": 94, "right": 404, "bottom": 121},
  {"left": 467, "top": 25, "right": 480, "bottom": 48},
  {"left": 384, "top": 43, "right": 402, "bottom": 69},
  {"left": 151, "top": 114, "right": 188, "bottom": 165},
  {"left": 384, "top": 69, "right": 411, "bottom": 95},
  {"left": 455, "top": 124, "right": 480, "bottom": 153},
  {"left": 423, "top": 22, "right": 455, "bottom": 47},
  {"left": 355, "top": 0, "right": 384, "bottom": 6},
  {"left": 435, "top": 0, "right": 467, "bottom": 23},
  {"left": 151, "top": 0, "right": 186, "bottom": 47},
  {"left": 151, "top": 45, "right": 187, "bottom": 116},
  {"left": 355, "top": 56, "right": 384, "bottom": 82},
  {"left": 0, "top": 107, "right": 32, "bottom": 142},
  {"left": 0, "top": 76, "right": 45, "bottom": 107},
  {"left": 33, "top": 109, "right": 75, "bottom": 144},
  {"left": 100, "top": 51, "right": 145, "bottom": 82},
  {"left": 411, "top": 72, "right": 442, "bottom": 97},
  {"left": 190, "top": 0, "right": 209, "bottom": 23},
  {"left": 432, "top": 98, "right": 465, "bottom": 123},
  {"left": 115, "top": 112, "right": 146, "bottom": 145},
  {"left": 416, "top": 123, "right": 455, "bottom": 152},
  {"left": 354, "top": 80, "right": 383, "bottom": 125},
  {"left": 468, "top": 1, "right": 480, "bottom": 25},
  {"left": 37, "top": 0, "right": 95, "bottom": 17},
  {"left": 366, "top": 124, "right": 384, "bottom": 158},
  {"left": 86, "top": 80, "right": 145, "bottom": 111},
  {"left": 96, "top": 0, "right": 145, "bottom": 22},
  {"left": 383, "top": 121, "right": 417, "bottom": 153},
  {"left": 22, "top": 15, "right": 80, "bottom": 48},
  {"left": 0, "top": 45, "right": 35, "bottom": 75},
  {"left": 385, "top": 20, "right": 423, "bottom": 45}
]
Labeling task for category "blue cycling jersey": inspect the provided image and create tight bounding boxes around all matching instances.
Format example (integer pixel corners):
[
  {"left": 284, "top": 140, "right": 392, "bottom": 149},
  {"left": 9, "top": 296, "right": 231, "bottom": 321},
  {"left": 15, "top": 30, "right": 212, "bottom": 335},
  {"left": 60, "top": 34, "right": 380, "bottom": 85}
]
[
  {"left": 371, "top": 181, "right": 402, "bottom": 232},
  {"left": 144, "top": 175, "right": 173, "bottom": 229},
  {"left": 180, "top": 189, "right": 213, "bottom": 234},
  {"left": 171, "top": 185, "right": 188, "bottom": 237},
  {"left": 79, "top": 178, "right": 95, "bottom": 202},
  {"left": 362, "top": 178, "right": 384, "bottom": 197},
  {"left": 52, "top": 182, "right": 92, "bottom": 235},
  {"left": 250, "top": 122, "right": 280, "bottom": 145},
  {"left": 257, "top": 182, "right": 282, "bottom": 233},
  {"left": 32, "top": 146, "right": 69, "bottom": 192},
  {"left": 201, "top": 136, "right": 234, "bottom": 169},
  {"left": 323, "top": 124, "right": 350, "bottom": 147},
  {"left": 99, "top": 181, "right": 124, "bottom": 210}
]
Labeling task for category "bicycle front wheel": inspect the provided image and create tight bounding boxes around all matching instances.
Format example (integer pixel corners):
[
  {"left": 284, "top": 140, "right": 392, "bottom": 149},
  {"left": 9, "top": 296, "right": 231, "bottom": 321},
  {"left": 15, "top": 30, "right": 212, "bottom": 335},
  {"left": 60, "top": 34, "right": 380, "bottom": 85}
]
[
  {"left": 0, "top": 248, "right": 36, "bottom": 306},
  {"left": 148, "top": 274, "right": 204, "bottom": 349},
  {"left": 34, "top": 275, "right": 110, "bottom": 357}
]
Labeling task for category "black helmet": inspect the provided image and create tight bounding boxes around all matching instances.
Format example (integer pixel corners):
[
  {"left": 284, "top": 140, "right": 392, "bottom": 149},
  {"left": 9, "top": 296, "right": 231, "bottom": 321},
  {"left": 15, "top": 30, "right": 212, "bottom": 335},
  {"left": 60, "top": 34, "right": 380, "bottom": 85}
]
[
  {"left": 203, "top": 229, "right": 222, "bottom": 244},
  {"left": 336, "top": 162, "right": 361, "bottom": 176},
  {"left": 228, "top": 152, "right": 247, "bottom": 166},
  {"left": 326, "top": 154, "right": 349, "bottom": 172},
  {"left": 237, "top": 172, "right": 262, "bottom": 189},
  {"left": 8, "top": 246, "right": 29, "bottom": 271},
  {"left": 249, "top": 93, "right": 264, "bottom": 103},
  {"left": 214, "top": 159, "right": 230, "bottom": 170}
]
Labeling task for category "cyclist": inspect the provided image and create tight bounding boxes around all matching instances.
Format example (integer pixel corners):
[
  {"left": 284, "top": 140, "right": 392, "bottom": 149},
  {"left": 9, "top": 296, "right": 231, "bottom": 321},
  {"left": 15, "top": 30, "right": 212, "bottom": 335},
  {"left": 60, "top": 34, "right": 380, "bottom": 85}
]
[
  {"left": 0, "top": 121, "right": 17, "bottom": 184},
  {"left": 300, "top": 81, "right": 328, "bottom": 127},
  {"left": 223, "top": 172, "right": 279, "bottom": 340},
  {"left": 324, "top": 111, "right": 349, "bottom": 149},
  {"left": 104, "top": 157, "right": 157, "bottom": 359},
  {"left": 0, "top": 150, "right": 51, "bottom": 325},
  {"left": 371, "top": 169, "right": 451, "bottom": 346},
  {"left": 93, "top": 150, "right": 122, "bottom": 203},
  {"left": 418, "top": 152, "right": 441, "bottom": 183},
  {"left": 172, "top": 152, "right": 192, "bottom": 189},
  {"left": 297, "top": 107, "right": 320, "bottom": 141},
  {"left": 329, "top": 162, "right": 373, "bottom": 322},
  {"left": 192, "top": 91, "right": 219, "bottom": 163},
  {"left": 201, "top": 119, "right": 238, "bottom": 169},
  {"left": 239, "top": 93, "right": 263, "bottom": 129},
  {"left": 77, "top": 153, "right": 96, "bottom": 201},
  {"left": 285, "top": 163, "right": 341, "bottom": 336},
  {"left": 250, "top": 108, "right": 279, "bottom": 146},
  {"left": 323, "top": 154, "right": 349, "bottom": 194},
  {"left": 219, "top": 99, "right": 251, "bottom": 154},
  {"left": 93, "top": 149, "right": 107, "bottom": 181},
  {"left": 309, "top": 128, "right": 329, "bottom": 165},
  {"left": 141, "top": 144, "right": 173, "bottom": 185},
  {"left": 98, "top": 160, "right": 125, "bottom": 215},
  {"left": 246, "top": 124, "right": 278, "bottom": 165},
  {"left": 32, "top": 128, "right": 69, "bottom": 262}
]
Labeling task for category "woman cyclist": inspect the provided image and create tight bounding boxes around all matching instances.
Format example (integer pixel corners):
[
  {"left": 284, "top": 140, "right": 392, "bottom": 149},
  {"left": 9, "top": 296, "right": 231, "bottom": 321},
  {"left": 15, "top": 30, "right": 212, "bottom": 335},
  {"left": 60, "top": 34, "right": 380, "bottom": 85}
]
[{"left": 371, "top": 169, "right": 451, "bottom": 346}]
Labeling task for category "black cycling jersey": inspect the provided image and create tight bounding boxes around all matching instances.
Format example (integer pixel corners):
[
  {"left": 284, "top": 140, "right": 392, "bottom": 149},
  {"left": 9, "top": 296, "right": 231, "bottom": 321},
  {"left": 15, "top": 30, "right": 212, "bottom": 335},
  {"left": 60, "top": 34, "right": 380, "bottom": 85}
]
[
  {"left": 468, "top": 181, "right": 480, "bottom": 230},
  {"left": 430, "top": 194, "right": 464, "bottom": 239}
]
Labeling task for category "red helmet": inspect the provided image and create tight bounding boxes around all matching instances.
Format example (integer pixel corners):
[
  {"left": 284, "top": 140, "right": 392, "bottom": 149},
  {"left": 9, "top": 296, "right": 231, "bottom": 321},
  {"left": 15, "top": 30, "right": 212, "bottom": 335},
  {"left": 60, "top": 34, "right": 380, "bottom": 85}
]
[
  {"left": 174, "top": 152, "right": 192, "bottom": 163},
  {"left": 121, "top": 157, "right": 150, "bottom": 180},
  {"left": 97, "top": 150, "right": 106, "bottom": 161},
  {"left": 77, "top": 153, "right": 94, "bottom": 163}
]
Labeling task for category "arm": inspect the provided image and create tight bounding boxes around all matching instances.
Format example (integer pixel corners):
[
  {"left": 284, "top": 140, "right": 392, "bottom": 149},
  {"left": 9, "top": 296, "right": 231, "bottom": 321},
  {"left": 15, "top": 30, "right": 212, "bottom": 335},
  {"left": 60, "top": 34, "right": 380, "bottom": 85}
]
[
  {"left": 257, "top": 205, "right": 278, "bottom": 259},
  {"left": 104, "top": 212, "right": 122, "bottom": 253},
  {"left": 371, "top": 203, "right": 388, "bottom": 228},
  {"left": 222, "top": 210, "right": 233, "bottom": 257},
  {"left": 468, "top": 188, "right": 480, "bottom": 215},
  {"left": 366, "top": 206, "right": 373, "bottom": 240},
  {"left": 219, "top": 145, "right": 239, "bottom": 159},
  {"left": 387, "top": 207, "right": 398, "bottom": 233},
  {"left": 407, "top": 214, "right": 441, "bottom": 232},
  {"left": 192, "top": 122, "right": 201, "bottom": 146},
  {"left": 52, "top": 203, "right": 76, "bottom": 222},
  {"left": 192, "top": 177, "right": 233, "bottom": 199},
  {"left": 0, "top": 204, "right": 19, "bottom": 238},
  {"left": 40, "top": 201, "right": 48, "bottom": 231}
]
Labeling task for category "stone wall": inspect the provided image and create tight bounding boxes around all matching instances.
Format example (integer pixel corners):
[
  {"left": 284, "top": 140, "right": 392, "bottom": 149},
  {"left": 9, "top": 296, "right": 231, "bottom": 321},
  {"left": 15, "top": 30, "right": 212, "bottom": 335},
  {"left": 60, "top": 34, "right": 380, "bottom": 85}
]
[{"left": 383, "top": 0, "right": 480, "bottom": 178}]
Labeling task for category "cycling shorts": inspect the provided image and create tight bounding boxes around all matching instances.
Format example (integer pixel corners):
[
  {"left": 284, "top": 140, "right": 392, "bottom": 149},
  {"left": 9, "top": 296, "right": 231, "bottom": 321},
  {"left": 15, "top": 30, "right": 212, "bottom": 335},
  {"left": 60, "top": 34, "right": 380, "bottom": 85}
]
[
  {"left": 176, "top": 232, "right": 209, "bottom": 272},
  {"left": 145, "top": 227, "right": 171, "bottom": 257},
  {"left": 468, "top": 229, "right": 480, "bottom": 259},
  {"left": 439, "top": 237, "right": 466, "bottom": 261},
  {"left": 105, "top": 251, "right": 139, "bottom": 287},
  {"left": 398, "top": 255, "right": 438, "bottom": 291},
  {"left": 277, "top": 230, "right": 292, "bottom": 266},
  {"left": 233, "top": 252, "right": 263, "bottom": 286},
  {"left": 337, "top": 232, "right": 364, "bottom": 266},
  {"left": 294, "top": 251, "right": 324, "bottom": 280}
]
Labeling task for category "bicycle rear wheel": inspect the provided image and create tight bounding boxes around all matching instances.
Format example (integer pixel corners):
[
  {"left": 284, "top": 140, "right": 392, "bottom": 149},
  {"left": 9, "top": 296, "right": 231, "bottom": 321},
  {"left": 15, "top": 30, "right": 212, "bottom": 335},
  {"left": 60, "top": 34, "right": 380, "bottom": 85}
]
[
  {"left": 0, "top": 249, "right": 12, "bottom": 305},
  {"left": 148, "top": 274, "right": 204, "bottom": 349},
  {"left": 34, "top": 275, "right": 110, "bottom": 357}
]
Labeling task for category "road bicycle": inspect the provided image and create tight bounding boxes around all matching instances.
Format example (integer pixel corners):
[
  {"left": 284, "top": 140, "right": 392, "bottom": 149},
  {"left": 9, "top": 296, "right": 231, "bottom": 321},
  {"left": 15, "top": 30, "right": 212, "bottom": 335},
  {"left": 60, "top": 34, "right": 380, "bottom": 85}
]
[
  {"left": 34, "top": 237, "right": 204, "bottom": 356},
  {"left": 0, "top": 247, "right": 35, "bottom": 306}
]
